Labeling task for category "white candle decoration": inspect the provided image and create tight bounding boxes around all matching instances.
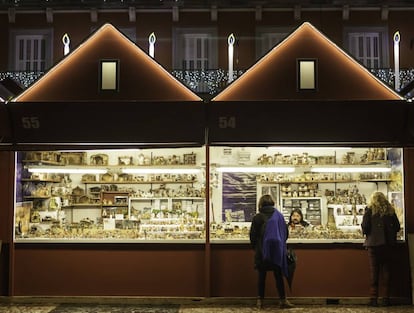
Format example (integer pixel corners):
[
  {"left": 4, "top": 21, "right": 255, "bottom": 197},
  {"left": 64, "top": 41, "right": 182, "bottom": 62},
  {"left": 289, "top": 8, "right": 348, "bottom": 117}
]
[
  {"left": 149, "top": 32, "right": 156, "bottom": 58},
  {"left": 394, "top": 31, "right": 400, "bottom": 91},
  {"left": 62, "top": 33, "right": 70, "bottom": 56},
  {"left": 228, "top": 33, "right": 235, "bottom": 83}
]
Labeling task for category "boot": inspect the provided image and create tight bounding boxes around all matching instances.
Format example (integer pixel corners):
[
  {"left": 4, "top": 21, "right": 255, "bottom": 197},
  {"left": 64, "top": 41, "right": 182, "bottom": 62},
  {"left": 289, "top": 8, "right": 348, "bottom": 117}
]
[
  {"left": 368, "top": 298, "right": 378, "bottom": 307},
  {"left": 382, "top": 297, "right": 390, "bottom": 306},
  {"left": 280, "top": 298, "right": 294, "bottom": 309},
  {"left": 256, "top": 297, "right": 263, "bottom": 310}
]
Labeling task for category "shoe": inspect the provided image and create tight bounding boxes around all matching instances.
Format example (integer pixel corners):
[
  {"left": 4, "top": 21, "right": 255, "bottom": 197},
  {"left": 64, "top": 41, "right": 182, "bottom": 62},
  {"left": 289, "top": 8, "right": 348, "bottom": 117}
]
[
  {"left": 368, "top": 298, "right": 378, "bottom": 307},
  {"left": 256, "top": 298, "right": 263, "bottom": 310},
  {"left": 381, "top": 298, "right": 390, "bottom": 306},
  {"left": 280, "top": 299, "right": 294, "bottom": 309}
]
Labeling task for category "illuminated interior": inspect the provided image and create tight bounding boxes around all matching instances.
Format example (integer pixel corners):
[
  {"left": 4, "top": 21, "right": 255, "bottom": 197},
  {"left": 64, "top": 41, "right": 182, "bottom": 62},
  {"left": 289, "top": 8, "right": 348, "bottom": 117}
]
[
  {"left": 298, "top": 60, "right": 316, "bottom": 90},
  {"left": 14, "top": 146, "right": 405, "bottom": 243},
  {"left": 101, "top": 60, "right": 118, "bottom": 91}
]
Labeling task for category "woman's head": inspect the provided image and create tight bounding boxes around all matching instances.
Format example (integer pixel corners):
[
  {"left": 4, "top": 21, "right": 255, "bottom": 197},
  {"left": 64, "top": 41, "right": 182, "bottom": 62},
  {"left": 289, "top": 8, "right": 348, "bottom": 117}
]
[
  {"left": 369, "top": 191, "right": 395, "bottom": 216},
  {"left": 258, "top": 194, "right": 275, "bottom": 209}
]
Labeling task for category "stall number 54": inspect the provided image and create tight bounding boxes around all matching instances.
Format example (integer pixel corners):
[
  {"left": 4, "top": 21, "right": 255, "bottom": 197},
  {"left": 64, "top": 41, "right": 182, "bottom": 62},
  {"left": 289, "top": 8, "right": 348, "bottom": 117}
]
[
  {"left": 22, "top": 117, "right": 40, "bottom": 129},
  {"left": 219, "top": 116, "right": 236, "bottom": 129}
]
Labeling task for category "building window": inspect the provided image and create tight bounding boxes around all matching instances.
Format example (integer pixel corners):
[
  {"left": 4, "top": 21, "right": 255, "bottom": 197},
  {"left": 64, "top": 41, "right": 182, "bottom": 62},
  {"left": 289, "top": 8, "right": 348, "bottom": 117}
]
[
  {"left": 9, "top": 29, "right": 53, "bottom": 71},
  {"left": 298, "top": 59, "right": 317, "bottom": 90},
  {"left": 256, "top": 27, "right": 292, "bottom": 60},
  {"left": 345, "top": 27, "right": 389, "bottom": 68},
  {"left": 173, "top": 28, "right": 217, "bottom": 70},
  {"left": 100, "top": 60, "right": 119, "bottom": 91}
]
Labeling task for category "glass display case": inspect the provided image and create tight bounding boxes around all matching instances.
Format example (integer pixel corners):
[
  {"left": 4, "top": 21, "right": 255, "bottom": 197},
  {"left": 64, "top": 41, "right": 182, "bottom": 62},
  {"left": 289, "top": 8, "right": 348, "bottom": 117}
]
[
  {"left": 209, "top": 146, "right": 405, "bottom": 243},
  {"left": 14, "top": 147, "right": 206, "bottom": 242},
  {"left": 14, "top": 146, "right": 405, "bottom": 243}
]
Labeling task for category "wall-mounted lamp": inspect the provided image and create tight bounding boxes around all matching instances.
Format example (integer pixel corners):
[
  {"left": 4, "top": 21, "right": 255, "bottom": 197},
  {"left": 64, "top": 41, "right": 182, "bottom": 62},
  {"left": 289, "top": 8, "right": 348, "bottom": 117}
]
[
  {"left": 122, "top": 167, "right": 201, "bottom": 174},
  {"left": 216, "top": 166, "right": 295, "bottom": 173},
  {"left": 28, "top": 167, "right": 107, "bottom": 174},
  {"left": 310, "top": 167, "right": 391, "bottom": 173}
]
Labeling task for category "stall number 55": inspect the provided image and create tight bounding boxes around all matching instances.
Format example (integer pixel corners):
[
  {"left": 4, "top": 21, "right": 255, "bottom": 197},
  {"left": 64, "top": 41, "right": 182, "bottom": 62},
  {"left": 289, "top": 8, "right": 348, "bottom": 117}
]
[
  {"left": 219, "top": 116, "right": 236, "bottom": 129},
  {"left": 22, "top": 117, "right": 40, "bottom": 129}
]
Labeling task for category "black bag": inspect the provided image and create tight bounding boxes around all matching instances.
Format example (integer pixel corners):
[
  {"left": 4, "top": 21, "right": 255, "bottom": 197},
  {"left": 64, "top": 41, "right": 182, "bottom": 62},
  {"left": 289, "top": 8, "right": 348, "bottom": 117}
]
[
  {"left": 287, "top": 248, "right": 297, "bottom": 265},
  {"left": 286, "top": 248, "right": 297, "bottom": 290}
]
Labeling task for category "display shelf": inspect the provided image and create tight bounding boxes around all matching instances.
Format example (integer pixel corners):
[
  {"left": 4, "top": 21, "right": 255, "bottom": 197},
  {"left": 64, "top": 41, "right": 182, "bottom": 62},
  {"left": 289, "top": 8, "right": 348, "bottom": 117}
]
[
  {"left": 138, "top": 217, "right": 205, "bottom": 240},
  {"left": 329, "top": 204, "right": 365, "bottom": 230},
  {"left": 21, "top": 178, "right": 62, "bottom": 183},
  {"left": 23, "top": 196, "right": 51, "bottom": 199},
  {"left": 129, "top": 197, "right": 205, "bottom": 220},
  {"left": 81, "top": 180, "right": 198, "bottom": 184},
  {"left": 62, "top": 204, "right": 101, "bottom": 208},
  {"left": 22, "top": 160, "right": 62, "bottom": 165},
  {"left": 101, "top": 191, "right": 130, "bottom": 221},
  {"left": 130, "top": 197, "right": 204, "bottom": 200},
  {"left": 258, "top": 179, "right": 392, "bottom": 184},
  {"left": 281, "top": 197, "right": 322, "bottom": 226}
]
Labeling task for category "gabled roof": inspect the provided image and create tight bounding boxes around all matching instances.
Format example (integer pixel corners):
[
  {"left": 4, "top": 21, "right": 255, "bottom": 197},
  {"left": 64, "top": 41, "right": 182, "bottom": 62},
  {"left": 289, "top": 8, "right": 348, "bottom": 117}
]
[
  {"left": 14, "top": 23, "right": 201, "bottom": 102},
  {"left": 213, "top": 22, "right": 403, "bottom": 101}
]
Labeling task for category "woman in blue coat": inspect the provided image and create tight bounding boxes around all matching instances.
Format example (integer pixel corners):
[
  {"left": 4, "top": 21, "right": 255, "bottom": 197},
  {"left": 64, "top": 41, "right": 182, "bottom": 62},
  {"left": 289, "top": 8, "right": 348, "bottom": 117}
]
[{"left": 249, "top": 194, "right": 294, "bottom": 309}]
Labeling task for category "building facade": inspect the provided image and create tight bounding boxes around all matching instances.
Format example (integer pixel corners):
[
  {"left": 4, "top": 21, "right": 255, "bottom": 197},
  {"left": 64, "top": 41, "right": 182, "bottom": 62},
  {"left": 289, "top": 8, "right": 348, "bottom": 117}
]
[
  {"left": 1, "top": 0, "right": 414, "bottom": 303},
  {"left": 1, "top": 1, "right": 414, "bottom": 95}
]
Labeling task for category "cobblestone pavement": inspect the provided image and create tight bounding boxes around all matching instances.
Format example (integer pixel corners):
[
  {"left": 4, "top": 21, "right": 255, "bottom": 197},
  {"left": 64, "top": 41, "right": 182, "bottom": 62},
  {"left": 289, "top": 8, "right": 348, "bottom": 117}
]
[{"left": 0, "top": 302, "right": 413, "bottom": 313}]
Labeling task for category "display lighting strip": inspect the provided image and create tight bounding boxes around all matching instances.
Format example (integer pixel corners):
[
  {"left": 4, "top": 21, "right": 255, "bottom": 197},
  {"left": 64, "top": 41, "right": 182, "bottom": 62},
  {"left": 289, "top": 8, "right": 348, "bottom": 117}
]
[
  {"left": 216, "top": 167, "right": 295, "bottom": 173},
  {"left": 28, "top": 167, "right": 108, "bottom": 174},
  {"left": 121, "top": 168, "right": 201, "bottom": 174},
  {"left": 310, "top": 167, "right": 391, "bottom": 173}
]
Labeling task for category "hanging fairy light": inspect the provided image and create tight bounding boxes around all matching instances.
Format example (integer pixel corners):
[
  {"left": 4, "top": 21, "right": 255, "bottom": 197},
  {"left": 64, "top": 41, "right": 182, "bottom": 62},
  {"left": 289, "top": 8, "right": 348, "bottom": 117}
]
[
  {"left": 393, "top": 31, "right": 400, "bottom": 91},
  {"left": 149, "top": 32, "right": 156, "bottom": 58},
  {"left": 228, "top": 33, "right": 235, "bottom": 83},
  {"left": 62, "top": 33, "right": 70, "bottom": 56}
]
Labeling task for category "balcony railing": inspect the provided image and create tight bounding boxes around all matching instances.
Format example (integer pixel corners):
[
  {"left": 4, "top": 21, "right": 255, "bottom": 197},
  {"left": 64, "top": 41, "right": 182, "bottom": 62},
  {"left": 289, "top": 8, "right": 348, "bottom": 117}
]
[{"left": 1, "top": 69, "right": 414, "bottom": 98}]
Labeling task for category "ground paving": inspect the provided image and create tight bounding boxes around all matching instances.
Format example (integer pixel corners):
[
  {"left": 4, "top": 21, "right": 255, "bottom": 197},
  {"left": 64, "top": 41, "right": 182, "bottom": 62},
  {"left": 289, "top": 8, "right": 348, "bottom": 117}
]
[{"left": 0, "top": 299, "right": 413, "bottom": 313}]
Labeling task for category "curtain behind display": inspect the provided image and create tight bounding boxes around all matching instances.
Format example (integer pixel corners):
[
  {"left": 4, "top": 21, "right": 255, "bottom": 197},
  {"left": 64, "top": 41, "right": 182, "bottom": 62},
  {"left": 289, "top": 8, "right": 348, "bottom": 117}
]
[{"left": 222, "top": 172, "right": 257, "bottom": 222}]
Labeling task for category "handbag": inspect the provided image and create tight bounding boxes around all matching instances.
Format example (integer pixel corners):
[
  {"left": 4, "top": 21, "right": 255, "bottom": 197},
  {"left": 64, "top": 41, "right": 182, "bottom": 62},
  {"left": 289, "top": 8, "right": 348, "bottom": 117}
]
[
  {"left": 287, "top": 248, "right": 297, "bottom": 265},
  {"left": 286, "top": 248, "right": 297, "bottom": 290}
]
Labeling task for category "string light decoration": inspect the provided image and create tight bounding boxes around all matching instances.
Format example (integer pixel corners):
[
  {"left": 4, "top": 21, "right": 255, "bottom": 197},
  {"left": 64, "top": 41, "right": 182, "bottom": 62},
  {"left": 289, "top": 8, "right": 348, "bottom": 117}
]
[{"left": 1, "top": 69, "right": 414, "bottom": 96}]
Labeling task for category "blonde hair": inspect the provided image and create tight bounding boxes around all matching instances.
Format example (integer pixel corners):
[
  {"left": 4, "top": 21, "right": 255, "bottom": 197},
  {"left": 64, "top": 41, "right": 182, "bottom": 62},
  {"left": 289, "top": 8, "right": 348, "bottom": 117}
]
[{"left": 369, "top": 191, "right": 395, "bottom": 216}]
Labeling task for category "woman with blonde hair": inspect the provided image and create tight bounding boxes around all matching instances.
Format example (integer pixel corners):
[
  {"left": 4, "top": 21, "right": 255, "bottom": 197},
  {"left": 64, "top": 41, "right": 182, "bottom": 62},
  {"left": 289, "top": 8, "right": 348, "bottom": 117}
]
[{"left": 361, "top": 191, "right": 400, "bottom": 307}]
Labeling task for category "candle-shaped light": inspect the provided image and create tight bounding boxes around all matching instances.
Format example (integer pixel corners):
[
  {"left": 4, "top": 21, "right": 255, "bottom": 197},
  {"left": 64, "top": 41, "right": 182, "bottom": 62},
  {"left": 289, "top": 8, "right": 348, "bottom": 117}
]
[
  {"left": 149, "top": 32, "right": 156, "bottom": 58},
  {"left": 394, "top": 31, "right": 400, "bottom": 90},
  {"left": 228, "top": 33, "right": 235, "bottom": 83},
  {"left": 62, "top": 33, "right": 70, "bottom": 56}
]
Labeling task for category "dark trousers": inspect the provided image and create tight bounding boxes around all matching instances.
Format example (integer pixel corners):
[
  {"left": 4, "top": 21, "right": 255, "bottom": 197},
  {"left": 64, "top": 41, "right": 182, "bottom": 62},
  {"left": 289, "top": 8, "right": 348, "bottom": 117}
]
[
  {"left": 257, "top": 266, "right": 286, "bottom": 299},
  {"left": 367, "top": 246, "right": 393, "bottom": 299}
]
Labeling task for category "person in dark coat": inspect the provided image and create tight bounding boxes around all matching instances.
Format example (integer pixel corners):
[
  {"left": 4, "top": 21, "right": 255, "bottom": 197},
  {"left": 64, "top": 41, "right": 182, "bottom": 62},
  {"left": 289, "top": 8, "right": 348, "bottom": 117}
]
[
  {"left": 361, "top": 191, "right": 401, "bottom": 307},
  {"left": 249, "top": 194, "right": 294, "bottom": 309}
]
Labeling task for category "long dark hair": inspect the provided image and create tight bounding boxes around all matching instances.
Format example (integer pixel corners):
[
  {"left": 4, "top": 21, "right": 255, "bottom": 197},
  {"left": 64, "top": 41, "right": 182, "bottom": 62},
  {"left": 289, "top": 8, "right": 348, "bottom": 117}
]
[
  {"left": 258, "top": 194, "right": 275, "bottom": 209},
  {"left": 289, "top": 208, "right": 304, "bottom": 224}
]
